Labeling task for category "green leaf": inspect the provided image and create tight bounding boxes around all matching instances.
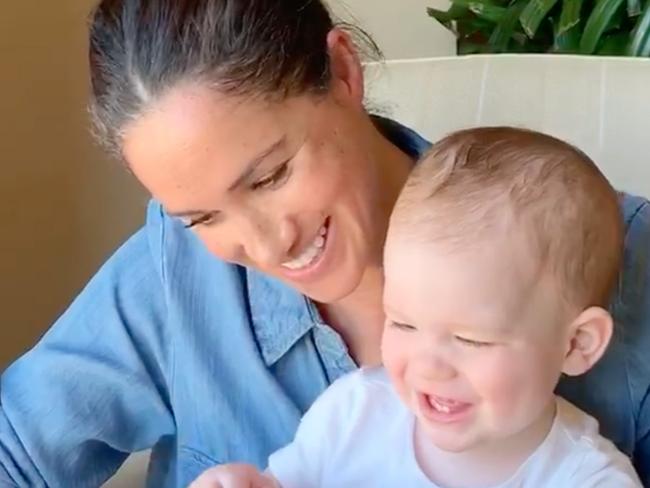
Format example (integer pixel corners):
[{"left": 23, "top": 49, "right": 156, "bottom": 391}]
[
  {"left": 445, "top": 0, "right": 509, "bottom": 22},
  {"left": 597, "top": 31, "right": 631, "bottom": 53},
  {"left": 490, "top": 0, "right": 530, "bottom": 51},
  {"left": 520, "top": 0, "right": 561, "bottom": 37},
  {"left": 579, "top": 0, "right": 626, "bottom": 53},
  {"left": 427, "top": 5, "right": 470, "bottom": 29},
  {"left": 558, "top": 0, "right": 583, "bottom": 35},
  {"left": 628, "top": 0, "right": 642, "bottom": 17},
  {"left": 456, "top": 16, "right": 497, "bottom": 46},
  {"left": 512, "top": 31, "right": 530, "bottom": 43},
  {"left": 450, "top": 0, "right": 504, "bottom": 8},
  {"left": 605, "top": 4, "right": 627, "bottom": 31},
  {"left": 468, "top": 3, "right": 509, "bottom": 22},
  {"left": 457, "top": 16, "right": 496, "bottom": 34},
  {"left": 627, "top": 0, "right": 650, "bottom": 55},
  {"left": 554, "top": 24, "right": 582, "bottom": 51},
  {"left": 426, "top": 0, "right": 647, "bottom": 54}
]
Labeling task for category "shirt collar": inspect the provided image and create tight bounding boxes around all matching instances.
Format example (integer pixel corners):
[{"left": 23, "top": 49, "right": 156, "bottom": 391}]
[
  {"left": 246, "top": 266, "right": 318, "bottom": 366},
  {"left": 247, "top": 117, "right": 430, "bottom": 367},
  {"left": 372, "top": 115, "right": 431, "bottom": 159}
]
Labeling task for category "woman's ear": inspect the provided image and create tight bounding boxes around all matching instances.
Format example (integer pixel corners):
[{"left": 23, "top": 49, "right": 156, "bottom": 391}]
[
  {"left": 562, "top": 306, "right": 613, "bottom": 376},
  {"left": 326, "top": 28, "right": 364, "bottom": 108}
]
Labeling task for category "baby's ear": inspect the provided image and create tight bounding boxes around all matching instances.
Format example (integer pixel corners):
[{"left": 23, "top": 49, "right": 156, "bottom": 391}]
[{"left": 562, "top": 307, "right": 613, "bottom": 376}]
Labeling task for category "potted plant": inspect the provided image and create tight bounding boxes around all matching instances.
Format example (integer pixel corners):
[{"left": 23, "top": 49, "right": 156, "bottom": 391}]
[{"left": 428, "top": 0, "right": 650, "bottom": 55}]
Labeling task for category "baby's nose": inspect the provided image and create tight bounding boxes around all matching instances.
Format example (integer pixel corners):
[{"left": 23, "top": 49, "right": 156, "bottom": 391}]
[{"left": 416, "top": 354, "right": 458, "bottom": 382}]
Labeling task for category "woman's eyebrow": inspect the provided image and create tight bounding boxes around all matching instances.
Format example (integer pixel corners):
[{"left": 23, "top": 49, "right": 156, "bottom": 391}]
[{"left": 227, "top": 136, "right": 287, "bottom": 192}]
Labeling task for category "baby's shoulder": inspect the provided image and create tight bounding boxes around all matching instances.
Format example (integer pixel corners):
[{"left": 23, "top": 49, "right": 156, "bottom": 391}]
[
  {"left": 307, "top": 367, "right": 404, "bottom": 424},
  {"left": 543, "top": 398, "right": 641, "bottom": 486},
  {"left": 321, "top": 366, "right": 397, "bottom": 401}
]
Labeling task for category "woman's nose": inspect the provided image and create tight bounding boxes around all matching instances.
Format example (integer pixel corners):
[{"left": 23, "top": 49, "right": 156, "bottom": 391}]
[{"left": 240, "top": 213, "right": 298, "bottom": 268}]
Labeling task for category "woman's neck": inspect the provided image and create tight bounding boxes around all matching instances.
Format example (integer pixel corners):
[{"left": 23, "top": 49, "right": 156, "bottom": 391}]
[
  {"left": 318, "top": 118, "right": 414, "bottom": 366},
  {"left": 318, "top": 265, "right": 386, "bottom": 366},
  {"left": 373, "top": 120, "right": 416, "bottom": 247}
]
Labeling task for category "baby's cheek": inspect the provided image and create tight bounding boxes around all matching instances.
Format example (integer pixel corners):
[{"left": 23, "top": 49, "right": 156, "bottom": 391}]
[
  {"left": 382, "top": 350, "right": 405, "bottom": 387},
  {"left": 471, "top": 355, "right": 531, "bottom": 416},
  {"left": 386, "top": 371, "right": 412, "bottom": 410},
  {"left": 381, "top": 331, "right": 405, "bottom": 369},
  {"left": 381, "top": 342, "right": 410, "bottom": 401},
  {"left": 477, "top": 356, "right": 556, "bottom": 440}
]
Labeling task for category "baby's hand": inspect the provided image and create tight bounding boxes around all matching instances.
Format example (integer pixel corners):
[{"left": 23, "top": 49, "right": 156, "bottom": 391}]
[{"left": 189, "top": 463, "right": 280, "bottom": 488}]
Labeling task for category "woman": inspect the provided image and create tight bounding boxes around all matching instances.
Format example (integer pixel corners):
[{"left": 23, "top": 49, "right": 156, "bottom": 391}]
[{"left": 0, "top": 1, "right": 648, "bottom": 487}]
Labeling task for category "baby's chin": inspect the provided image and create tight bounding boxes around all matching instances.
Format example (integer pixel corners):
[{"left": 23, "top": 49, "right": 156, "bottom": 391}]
[{"left": 415, "top": 417, "right": 486, "bottom": 454}]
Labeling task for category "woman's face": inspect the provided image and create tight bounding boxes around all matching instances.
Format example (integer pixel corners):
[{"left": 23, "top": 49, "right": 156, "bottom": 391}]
[{"left": 122, "top": 78, "right": 386, "bottom": 303}]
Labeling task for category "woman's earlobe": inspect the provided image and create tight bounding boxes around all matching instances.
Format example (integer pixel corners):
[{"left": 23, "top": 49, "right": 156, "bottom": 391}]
[{"left": 562, "top": 306, "right": 613, "bottom": 376}]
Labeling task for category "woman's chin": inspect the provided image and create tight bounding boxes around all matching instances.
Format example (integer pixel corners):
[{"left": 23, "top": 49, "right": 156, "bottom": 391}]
[{"left": 296, "top": 269, "right": 364, "bottom": 305}]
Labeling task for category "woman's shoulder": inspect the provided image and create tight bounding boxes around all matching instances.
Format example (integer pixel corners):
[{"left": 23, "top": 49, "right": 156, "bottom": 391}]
[
  {"left": 615, "top": 193, "right": 650, "bottom": 387},
  {"left": 620, "top": 193, "right": 649, "bottom": 226}
]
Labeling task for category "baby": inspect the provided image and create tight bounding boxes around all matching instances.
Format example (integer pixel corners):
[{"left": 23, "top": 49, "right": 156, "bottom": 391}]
[{"left": 191, "top": 127, "right": 641, "bottom": 487}]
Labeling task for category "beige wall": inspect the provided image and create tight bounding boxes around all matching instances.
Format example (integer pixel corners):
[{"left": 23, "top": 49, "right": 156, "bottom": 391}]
[
  {"left": 0, "top": 2, "right": 146, "bottom": 368},
  {"left": 366, "top": 56, "right": 650, "bottom": 198},
  {"left": 330, "top": 0, "right": 455, "bottom": 59}
]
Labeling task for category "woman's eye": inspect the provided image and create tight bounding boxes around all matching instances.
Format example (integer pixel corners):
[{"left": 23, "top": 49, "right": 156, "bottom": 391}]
[
  {"left": 389, "top": 321, "right": 417, "bottom": 332},
  {"left": 252, "top": 161, "right": 290, "bottom": 190},
  {"left": 455, "top": 336, "right": 493, "bottom": 348},
  {"left": 183, "top": 213, "right": 217, "bottom": 229}
]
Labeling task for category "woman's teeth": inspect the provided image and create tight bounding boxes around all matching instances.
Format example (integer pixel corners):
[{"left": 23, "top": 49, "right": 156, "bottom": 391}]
[{"left": 281, "top": 225, "right": 327, "bottom": 270}]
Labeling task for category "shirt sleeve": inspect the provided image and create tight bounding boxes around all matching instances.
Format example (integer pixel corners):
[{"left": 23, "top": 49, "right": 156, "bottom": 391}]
[
  {"left": 266, "top": 373, "right": 361, "bottom": 488},
  {"left": 635, "top": 423, "right": 650, "bottom": 488},
  {"left": 619, "top": 198, "right": 650, "bottom": 485},
  {"left": 0, "top": 206, "right": 175, "bottom": 487}
]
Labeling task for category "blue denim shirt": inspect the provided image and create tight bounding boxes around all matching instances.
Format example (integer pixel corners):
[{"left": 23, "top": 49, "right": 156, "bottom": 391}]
[{"left": 1, "top": 118, "right": 649, "bottom": 488}]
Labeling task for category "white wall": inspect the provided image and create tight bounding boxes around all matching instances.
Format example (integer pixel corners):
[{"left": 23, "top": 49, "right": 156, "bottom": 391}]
[
  {"left": 365, "top": 56, "right": 650, "bottom": 198},
  {"left": 329, "top": 0, "right": 456, "bottom": 59}
]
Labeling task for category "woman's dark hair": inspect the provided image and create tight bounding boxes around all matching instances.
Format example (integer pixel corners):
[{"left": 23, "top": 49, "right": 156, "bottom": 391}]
[{"left": 88, "top": 0, "right": 379, "bottom": 156}]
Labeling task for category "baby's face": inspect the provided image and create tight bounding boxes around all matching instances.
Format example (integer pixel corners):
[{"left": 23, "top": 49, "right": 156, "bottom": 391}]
[{"left": 382, "top": 232, "right": 571, "bottom": 453}]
